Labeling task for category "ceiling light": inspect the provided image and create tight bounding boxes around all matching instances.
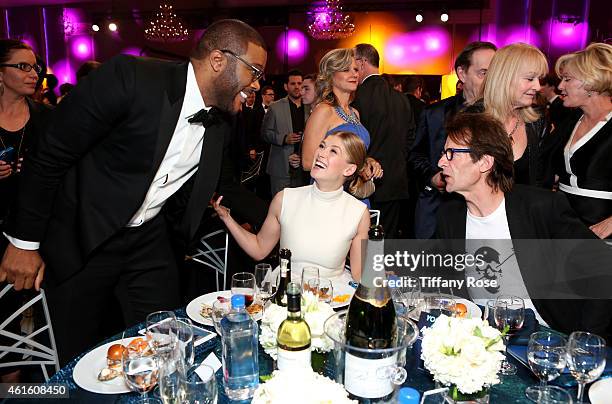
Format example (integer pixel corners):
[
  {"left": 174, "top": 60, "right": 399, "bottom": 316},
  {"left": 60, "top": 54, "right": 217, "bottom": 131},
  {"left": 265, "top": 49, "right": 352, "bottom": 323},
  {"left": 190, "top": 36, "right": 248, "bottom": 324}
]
[
  {"left": 91, "top": 24, "right": 100, "bottom": 32},
  {"left": 440, "top": 13, "right": 449, "bottom": 22},
  {"left": 416, "top": 13, "right": 423, "bottom": 23},
  {"left": 108, "top": 22, "right": 118, "bottom": 32}
]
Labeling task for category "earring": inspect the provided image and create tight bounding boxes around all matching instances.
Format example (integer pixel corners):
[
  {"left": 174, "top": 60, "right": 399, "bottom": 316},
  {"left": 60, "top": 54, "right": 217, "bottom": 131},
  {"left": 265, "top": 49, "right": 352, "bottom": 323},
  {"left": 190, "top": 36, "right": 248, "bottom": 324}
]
[
  {"left": 587, "top": 91, "right": 592, "bottom": 97},
  {"left": 0, "top": 82, "right": 4, "bottom": 96}
]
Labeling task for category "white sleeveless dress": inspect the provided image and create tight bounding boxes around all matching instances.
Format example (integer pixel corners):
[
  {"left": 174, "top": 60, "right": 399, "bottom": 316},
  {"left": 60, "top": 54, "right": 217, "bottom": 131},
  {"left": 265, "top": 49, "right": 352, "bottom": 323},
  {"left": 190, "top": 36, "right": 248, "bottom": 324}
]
[{"left": 279, "top": 184, "right": 367, "bottom": 285}]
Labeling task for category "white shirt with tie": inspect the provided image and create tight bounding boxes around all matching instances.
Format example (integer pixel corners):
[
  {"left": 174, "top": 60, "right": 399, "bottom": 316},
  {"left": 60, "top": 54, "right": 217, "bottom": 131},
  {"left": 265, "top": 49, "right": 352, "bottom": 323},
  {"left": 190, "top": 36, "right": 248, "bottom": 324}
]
[{"left": 5, "top": 62, "right": 207, "bottom": 250}]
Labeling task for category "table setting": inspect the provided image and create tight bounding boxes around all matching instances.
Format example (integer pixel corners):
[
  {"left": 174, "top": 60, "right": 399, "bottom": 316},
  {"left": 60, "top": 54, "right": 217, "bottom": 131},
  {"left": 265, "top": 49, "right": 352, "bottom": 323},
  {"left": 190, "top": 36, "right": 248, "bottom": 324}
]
[{"left": 20, "top": 268, "right": 609, "bottom": 404}]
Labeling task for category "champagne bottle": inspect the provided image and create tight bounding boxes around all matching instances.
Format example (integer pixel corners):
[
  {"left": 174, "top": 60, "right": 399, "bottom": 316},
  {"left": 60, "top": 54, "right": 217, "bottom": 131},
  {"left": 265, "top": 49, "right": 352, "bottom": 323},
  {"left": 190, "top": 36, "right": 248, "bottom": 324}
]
[
  {"left": 276, "top": 282, "right": 312, "bottom": 371},
  {"left": 344, "top": 225, "right": 398, "bottom": 401},
  {"left": 273, "top": 249, "right": 292, "bottom": 307}
]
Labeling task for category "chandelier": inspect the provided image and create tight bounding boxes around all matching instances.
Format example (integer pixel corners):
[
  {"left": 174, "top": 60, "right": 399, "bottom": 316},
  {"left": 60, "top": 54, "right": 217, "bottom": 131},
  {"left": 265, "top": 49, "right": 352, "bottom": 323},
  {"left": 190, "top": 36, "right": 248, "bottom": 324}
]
[
  {"left": 307, "top": 0, "right": 355, "bottom": 40},
  {"left": 145, "top": 3, "right": 189, "bottom": 43}
]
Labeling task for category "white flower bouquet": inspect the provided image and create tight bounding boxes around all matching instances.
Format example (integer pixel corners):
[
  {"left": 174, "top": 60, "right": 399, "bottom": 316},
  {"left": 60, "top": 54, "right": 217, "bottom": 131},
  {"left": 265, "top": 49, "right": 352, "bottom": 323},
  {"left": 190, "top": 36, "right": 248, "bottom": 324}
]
[
  {"left": 253, "top": 368, "right": 356, "bottom": 404},
  {"left": 259, "top": 291, "right": 335, "bottom": 359},
  {"left": 420, "top": 314, "right": 506, "bottom": 395}
]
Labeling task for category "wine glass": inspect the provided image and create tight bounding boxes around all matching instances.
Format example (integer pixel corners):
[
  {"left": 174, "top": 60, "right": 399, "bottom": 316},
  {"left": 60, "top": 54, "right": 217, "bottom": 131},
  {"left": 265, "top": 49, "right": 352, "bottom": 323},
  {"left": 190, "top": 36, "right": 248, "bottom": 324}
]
[
  {"left": 231, "top": 272, "right": 256, "bottom": 307},
  {"left": 526, "top": 386, "right": 573, "bottom": 403},
  {"left": 525, "top": 331, "right": 567, "bottom": 402},
  {"left": 146, "top": 311, "right": 178, "bottom": 361},
  {"left": 301, "top": 266, "right": 320, "bottom": 292},
  {"left": 179, "top": 364, "right": 218, "bottom": 404},
  {"left": 317, "top": 278, "right": 333, "bottom": 304},
  {"left": 122, "top": 332, "right": 160, "bottom": 403},
  {"left": 566, "top": 331, "right": 607, "bottom": 403},
  {"left": 391, "top": 276, "right": 421, "bottom": 317},
  {"left": 254, "top": 263, "right": 276, "bottom": 311},
  {"left": 211, "top": 299, "right": 231, "bottom": 335},
  {"left": 494, "top": 296, "right": 525, "bottom": 375}
]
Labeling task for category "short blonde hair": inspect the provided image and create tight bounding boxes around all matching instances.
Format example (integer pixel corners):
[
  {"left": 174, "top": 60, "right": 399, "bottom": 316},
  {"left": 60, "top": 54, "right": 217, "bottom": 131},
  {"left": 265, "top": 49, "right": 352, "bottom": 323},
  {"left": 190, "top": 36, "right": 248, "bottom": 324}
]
[
  {"left": 316, "top": 48, "right": 354, "bottom": 107},
  {"left": 555, "top": 42, "right": 612, "bottom": 96},
  {"left": 482, "top": 43, "right": 548, "bottom": 123}
]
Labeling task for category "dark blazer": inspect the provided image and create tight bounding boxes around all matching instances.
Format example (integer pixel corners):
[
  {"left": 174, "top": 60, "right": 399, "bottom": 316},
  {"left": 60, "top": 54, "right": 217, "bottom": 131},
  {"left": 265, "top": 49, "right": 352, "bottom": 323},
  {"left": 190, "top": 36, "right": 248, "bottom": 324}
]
[
  {"left": 548, "top": 96, "right": 573, "bottom": 131},
  {"left": 436, "top": 185, "right": 611, "bottom": 339},
  {"left": 549, "top": 109, "right": 612, "bottom": 226},
  {"left": 352, "top": 75, "right": 415, "bottom": 202},
  {"left": 408, "top": 94, "right": 465, "bottom": 238},
  {"left": 9, "top": 55, "right": 267, "bottom": 284}
]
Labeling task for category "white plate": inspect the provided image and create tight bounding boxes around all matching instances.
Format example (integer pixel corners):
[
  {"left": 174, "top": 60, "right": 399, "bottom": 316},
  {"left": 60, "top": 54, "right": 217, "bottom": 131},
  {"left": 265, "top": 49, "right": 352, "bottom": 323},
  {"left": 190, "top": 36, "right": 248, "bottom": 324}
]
[
  {"left": 589, "top": 377, "right": 612, "bottom": 404},
  {"left": 73, "top": 337, "right": 140, "bottom": 394},
  {"left": 330, "top": 281, "right": 356, "bottom": 309},
  {"left": 186, "top": 291, "right": 263, "bottom": 326}
]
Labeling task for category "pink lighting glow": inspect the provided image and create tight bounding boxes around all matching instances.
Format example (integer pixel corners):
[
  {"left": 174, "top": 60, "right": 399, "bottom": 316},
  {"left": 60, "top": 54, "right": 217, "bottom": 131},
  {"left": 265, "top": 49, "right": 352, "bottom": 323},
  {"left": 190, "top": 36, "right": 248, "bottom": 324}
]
[
  {"left": 384, "top": 28, "right": 450, "bottom": 66},
  {"left": 71, "top": 36, "right": 93, "bottom": 59},
  {"left": 52, "top": 59, "right": 76, "bottom": 84},
  {"left": 550, "top": 19, "right": 587, "bottom": 48},
  {"left": 276, "top": 29, "right": 309, "bottom": 64}
]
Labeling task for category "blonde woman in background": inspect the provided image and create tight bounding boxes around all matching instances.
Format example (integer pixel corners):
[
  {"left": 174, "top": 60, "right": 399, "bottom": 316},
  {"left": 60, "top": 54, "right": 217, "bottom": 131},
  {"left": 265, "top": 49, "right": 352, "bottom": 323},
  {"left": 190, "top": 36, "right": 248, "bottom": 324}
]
[
  {"left": 552, "top": 43, "right": 612, "bottom": 239},
  {"left": 469, "top": 43, "right": 553, "bottom": 187}
]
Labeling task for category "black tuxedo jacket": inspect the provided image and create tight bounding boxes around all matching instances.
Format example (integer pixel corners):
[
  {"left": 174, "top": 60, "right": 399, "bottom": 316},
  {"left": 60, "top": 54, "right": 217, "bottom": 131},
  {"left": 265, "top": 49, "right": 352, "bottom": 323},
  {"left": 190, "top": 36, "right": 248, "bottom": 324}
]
[
  {"left": 352, "top": 75, "right": 415, "bottom": 202},
  {"left": 9, "top": 55, "right": 266, "bottom": 284},
  {"left": 436, "top": 185, "right": 611, "bottom": 339}
]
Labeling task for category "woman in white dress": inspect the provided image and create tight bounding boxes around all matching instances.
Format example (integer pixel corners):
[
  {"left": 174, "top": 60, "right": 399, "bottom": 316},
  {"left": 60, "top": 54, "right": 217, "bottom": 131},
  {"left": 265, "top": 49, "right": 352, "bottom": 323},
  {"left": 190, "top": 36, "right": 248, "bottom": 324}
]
[{"left": 213, "top": 131, "right": 370, "bottom": 283}]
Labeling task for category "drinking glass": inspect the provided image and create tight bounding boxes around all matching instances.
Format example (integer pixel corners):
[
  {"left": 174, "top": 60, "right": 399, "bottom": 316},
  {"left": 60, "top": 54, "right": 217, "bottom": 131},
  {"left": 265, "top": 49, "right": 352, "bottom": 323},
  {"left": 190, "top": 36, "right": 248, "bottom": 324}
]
[
  {"left": 211, "top": 299, "right": 231, "bottom": 335},
  {"left": 122, "top": 332, "right": 159, "bottom": 403},
  {"left": 566, "top": 331, "right": 607, "bottom": 403},
  {"left": 146, "top": 311, "right": 178, "bottom": 361},
  {"left": 526, "top": 386, "right": 573, "bottom": 403},
  {"left": 301, "top": 266, "right": 320, "bottom": 292},
  {"left": 254, "top": 263, "right": 276, "bottom": 311},
  {"left": 424, "top": 294, "right": 456, "bottom": 317},
  {"left": 179, "top": 364, "right": 218, "bottom": 404},
  {"left": 175, "top": 318, "right": 195, "bottom": 367},
  {"left": 525, "top": 331, "right": 567, "bottom": 402},
  {"left": 391, "top": 276, "right": 421, "bottom": 317},
  {"left": 317, "top": 278, "right": 333, "bottom": 304},
  {"left": 231, "top": 272, "right": 256, "bottom": 307},
  {"left": 494, "top": 296, "right": 525, "bottom": 375},
  {"left": 157, "top": 344, "right": 183, "bottom": 404}
]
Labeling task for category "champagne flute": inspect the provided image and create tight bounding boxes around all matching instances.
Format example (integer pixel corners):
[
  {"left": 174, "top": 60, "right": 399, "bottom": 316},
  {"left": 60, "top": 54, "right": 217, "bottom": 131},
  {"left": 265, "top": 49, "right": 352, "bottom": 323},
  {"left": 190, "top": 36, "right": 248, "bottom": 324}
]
[
  {"left": 175, "top": 318, "right": 195, "bottom": 368},
  {"left": 494, "top": 296, "right": 525, "bottom": 375},
  {"left": 231, "top": 272, "right": 256, "bottom": 307},
  {"left": 122, "top": 332, "right": 159, "bottom": 403},
  {"left": 567, "top": 331, "right": 607, "bottom": 403},
  {"left": 158, "top": 343, "right": 182, "bottom": 404},
  {"left": 146, "top": 311, "right": 178, "bottom": 361},
  {"left": 525, "top": 331, "right": 567, "bottom": 402},
  {"left": 254, "top": 263, "right": 276, "bottom": 311}
]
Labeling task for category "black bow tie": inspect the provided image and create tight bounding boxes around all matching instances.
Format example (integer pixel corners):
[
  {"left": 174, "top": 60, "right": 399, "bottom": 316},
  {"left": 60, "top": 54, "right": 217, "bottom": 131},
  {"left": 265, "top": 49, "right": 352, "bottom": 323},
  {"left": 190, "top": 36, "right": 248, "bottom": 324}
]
[
  {"left": 188, "top": 107, "right": 220, "bottom": 127},
  {"left": 264, "top": 105, "right": 269, "bottom": 110}
]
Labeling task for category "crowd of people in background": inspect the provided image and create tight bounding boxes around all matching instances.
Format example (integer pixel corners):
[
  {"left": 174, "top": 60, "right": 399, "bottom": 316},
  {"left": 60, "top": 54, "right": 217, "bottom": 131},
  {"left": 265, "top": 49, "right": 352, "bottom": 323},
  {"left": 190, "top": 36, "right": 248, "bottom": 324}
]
[{"left": 0, "top": 18, "right": 610, "bottom": 382}]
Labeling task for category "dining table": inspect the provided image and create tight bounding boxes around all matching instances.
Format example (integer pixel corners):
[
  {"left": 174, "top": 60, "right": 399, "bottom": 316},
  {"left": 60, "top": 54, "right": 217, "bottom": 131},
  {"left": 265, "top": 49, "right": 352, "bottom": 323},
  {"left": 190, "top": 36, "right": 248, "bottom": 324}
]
[{"left": 9, "top": 305, "right": 599, "bottom": 404}]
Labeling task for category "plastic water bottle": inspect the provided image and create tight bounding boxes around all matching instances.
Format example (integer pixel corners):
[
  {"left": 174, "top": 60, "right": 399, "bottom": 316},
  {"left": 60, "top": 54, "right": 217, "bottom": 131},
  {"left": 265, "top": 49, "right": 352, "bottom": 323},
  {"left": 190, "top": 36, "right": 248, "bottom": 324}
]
[
  {"left": 398, "top": 387, "right": 420, "bottom": 404},
  {"left": 221, "top": 294, "right": 259, "bottom": 400}
]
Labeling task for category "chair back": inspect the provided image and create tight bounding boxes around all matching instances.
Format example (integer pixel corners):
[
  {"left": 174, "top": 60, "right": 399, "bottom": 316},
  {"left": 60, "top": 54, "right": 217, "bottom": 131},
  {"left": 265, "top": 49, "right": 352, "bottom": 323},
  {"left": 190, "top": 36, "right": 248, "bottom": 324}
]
[
  {"left": 0, "top": 285, "right": 60, "bottom": 381},
  {"left": 186, "top": 229, "right": 229, "bottom": 291}
]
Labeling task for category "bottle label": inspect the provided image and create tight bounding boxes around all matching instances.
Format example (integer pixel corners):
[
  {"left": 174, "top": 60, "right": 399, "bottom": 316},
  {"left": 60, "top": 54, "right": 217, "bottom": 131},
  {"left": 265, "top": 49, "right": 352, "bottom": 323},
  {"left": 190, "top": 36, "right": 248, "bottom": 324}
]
[
  {"left": 280, "top": 259, "right": 289, "bottom": 275},
  {"left": 277, "top": 347, "right": 312, "bottom": 371},
  {"left": 344, "top": 352, "right": 397, "bottom": 398}
]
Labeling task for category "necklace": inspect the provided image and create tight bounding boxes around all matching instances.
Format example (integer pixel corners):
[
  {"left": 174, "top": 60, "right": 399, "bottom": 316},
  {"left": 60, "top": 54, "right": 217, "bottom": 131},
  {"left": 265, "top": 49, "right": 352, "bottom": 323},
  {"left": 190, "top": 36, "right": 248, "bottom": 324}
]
[
  {"left": 0, "top": 116, "right": 27, "bottom": 163},
  {"left": 507, "top": 117, "right": 521, "bottom": 142}
]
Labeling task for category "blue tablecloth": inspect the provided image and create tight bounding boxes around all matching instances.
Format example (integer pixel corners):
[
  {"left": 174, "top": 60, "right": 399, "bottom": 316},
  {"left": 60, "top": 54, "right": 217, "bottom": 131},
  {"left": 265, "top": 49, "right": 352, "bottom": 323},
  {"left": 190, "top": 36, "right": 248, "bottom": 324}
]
[{"left": 18, "top": 308, "right": 593, "bottom": 403}]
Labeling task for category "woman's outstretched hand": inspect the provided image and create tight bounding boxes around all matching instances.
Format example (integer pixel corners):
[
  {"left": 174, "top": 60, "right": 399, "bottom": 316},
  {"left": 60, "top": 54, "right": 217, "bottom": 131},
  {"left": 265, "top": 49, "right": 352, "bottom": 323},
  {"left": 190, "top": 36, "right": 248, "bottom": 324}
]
[{"left": 212, "top": 195, "right": 231, "bottom": 221}]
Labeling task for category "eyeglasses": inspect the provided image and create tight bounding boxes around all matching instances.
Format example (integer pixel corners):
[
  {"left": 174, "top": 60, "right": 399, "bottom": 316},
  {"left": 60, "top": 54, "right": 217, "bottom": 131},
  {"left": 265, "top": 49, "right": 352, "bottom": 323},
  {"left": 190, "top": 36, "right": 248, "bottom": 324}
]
[
  {"left": 0, "top": 62, "right": 43, "bottom": 74},
  {"left": 262, "top": 92, "right": 275, "bottom": 97},
  {"left": 220, "top": 49, "right": 264, "bottom": 82},
  {"left": 442, "top": 148, "right": 472, "bottom": 160}
]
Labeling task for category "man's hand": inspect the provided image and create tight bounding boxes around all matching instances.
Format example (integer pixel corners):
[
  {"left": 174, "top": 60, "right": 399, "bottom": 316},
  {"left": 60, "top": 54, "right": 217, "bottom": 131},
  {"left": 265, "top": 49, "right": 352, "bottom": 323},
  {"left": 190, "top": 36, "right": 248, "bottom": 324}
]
[
  {"left": 590, "top": 216, "right": 612, "bottom": 239},
  {"left": 0, "top": 161, "right": 12, "bottom": 179},
  {"left": 0, "top": 244, "right": 45, "bottom": 291},
  {"left": 284, "top": 132, "right": 302, "bottom": 145},
  {"left": 288, "top": 153, "right": 301, "bottom": 168},
  {"left": 431, "top": 171, "right": 446, "bottom": 192}
]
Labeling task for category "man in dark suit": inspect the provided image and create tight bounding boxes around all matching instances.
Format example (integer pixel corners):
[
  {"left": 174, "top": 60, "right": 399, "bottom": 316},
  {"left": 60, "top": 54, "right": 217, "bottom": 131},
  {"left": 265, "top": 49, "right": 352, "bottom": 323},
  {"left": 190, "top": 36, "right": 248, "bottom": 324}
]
[
  {"left": 0, "top": 19, "right": 268, "bottom": 364},
  {"left": 404, "top": 75, "right": 426, "bottom": 124},
  {"left": 539, "top": 73, "right": 572, "bottom": 131},
  {"left": 409, "top": 41, "right": 496, "bottom": 238},
  {"left": 352, "top": 44, "right": 415, "bottom": 238},
  {"left": 436, "top": 112, "right": 611, "bottom": 340}
]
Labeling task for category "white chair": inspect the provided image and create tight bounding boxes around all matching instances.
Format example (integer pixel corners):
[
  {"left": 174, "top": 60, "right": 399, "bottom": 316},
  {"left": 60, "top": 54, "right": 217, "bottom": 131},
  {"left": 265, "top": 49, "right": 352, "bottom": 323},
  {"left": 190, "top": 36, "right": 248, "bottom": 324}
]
[
  {"left": 186, "top": 229, "right": 229, "bottom": 291},
  {"left": 369, "top": 209, "right": 381, "bottom": 226},
  {"left": 0, "top": 284, "right": 60, "bottom": 381},
  {"left": 240, "top": 151, "right": 265, "bottom": 184}
]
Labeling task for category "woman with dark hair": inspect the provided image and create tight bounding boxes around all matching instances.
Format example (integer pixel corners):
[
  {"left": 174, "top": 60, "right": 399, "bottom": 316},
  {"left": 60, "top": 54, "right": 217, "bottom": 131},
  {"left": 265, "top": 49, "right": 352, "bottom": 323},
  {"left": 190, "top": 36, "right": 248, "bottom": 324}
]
[{"left": 0, "top": 39, "right": 52, "bottom": 383}]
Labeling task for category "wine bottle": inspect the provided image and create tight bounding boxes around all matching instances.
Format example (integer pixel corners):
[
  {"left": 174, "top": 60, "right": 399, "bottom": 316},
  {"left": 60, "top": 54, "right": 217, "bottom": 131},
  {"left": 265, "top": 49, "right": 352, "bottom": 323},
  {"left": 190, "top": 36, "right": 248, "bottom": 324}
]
[
  {"left": 276, "top": 282, "right": 312, "bottom": 371},
  {"left": 273, "top": 249, "right": 292, "bottom": 307},
  {"left": 344, "top": 225, "right": 398, "bottom": 401}
]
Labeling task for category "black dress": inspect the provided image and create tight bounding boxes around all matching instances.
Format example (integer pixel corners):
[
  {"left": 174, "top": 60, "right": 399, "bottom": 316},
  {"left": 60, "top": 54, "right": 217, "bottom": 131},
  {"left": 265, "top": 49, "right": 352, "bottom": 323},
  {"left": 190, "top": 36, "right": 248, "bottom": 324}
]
[{"left": 553, "top": 111, "right": 612, "bottom": 227}]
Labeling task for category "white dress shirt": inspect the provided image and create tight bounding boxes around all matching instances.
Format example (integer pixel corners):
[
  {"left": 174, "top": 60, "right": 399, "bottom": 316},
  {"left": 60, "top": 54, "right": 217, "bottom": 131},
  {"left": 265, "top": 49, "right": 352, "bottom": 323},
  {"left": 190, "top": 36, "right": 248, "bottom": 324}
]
[{"left": 5, "top": 62, "right": 207, "bottom": 249}]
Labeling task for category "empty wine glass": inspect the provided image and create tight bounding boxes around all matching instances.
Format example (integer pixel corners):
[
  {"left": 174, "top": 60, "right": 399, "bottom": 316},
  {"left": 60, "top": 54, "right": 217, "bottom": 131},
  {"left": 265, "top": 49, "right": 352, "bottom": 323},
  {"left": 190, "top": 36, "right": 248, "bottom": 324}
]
[
  {"left": 122, "top": 332, "right": 159, "bottom": 403},
  {"left": 494, "top": 296, "right": 525, "bottom": 375},
  {"left": 179, "top": 364, "right": 218, "bottom": 404},
  {"left": 211, "top": 299, "right": 231, "bottom": 335},
  {"left": 526, "top": 386, "right": 573, "bottom": 403},
  {"left": 231, "top": 272, "right": 256, "bottom": 307},
  {"left": 391, "top": 276, "right": 421, "bottom": 317},
  {"left": 146, "top": 311, "right": 178, "bottom": 361},
  {"left": 567, "top": 331, "right": 607, "bottom": 403},
  {"left": 301, "top": 266, "right": 320, "bottom": 291},
  {"left": 254, "top": 263, "right": 276, "bottom": 311},
  {"left": 525, "top": 331, "right": 567, "bottom": 402}
]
